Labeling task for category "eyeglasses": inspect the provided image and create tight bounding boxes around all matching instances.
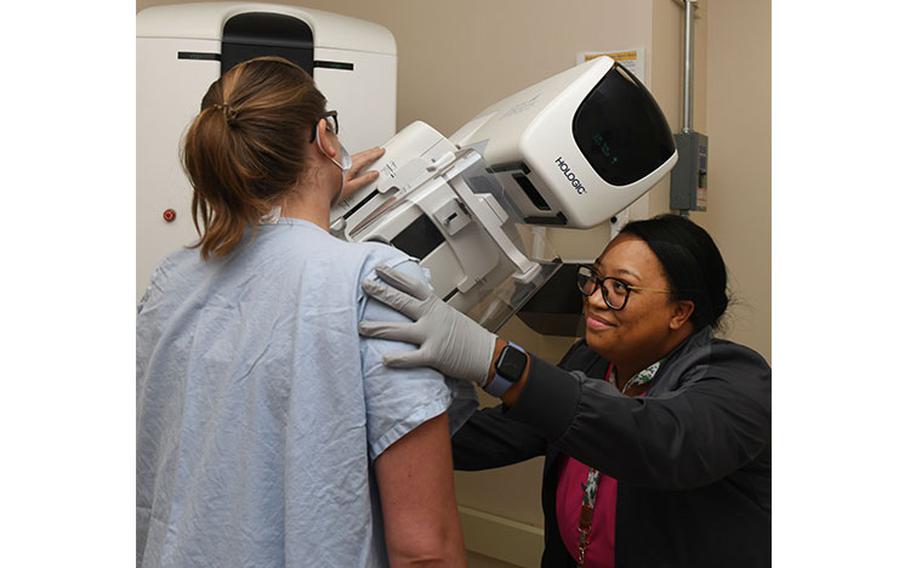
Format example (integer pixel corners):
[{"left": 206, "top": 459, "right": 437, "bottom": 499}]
[
  {"left": 576, "top": 265, "right": 672, "bottom": 311},
  {"left": 310, "top": 110, "right": 339, "bottom": 142}
]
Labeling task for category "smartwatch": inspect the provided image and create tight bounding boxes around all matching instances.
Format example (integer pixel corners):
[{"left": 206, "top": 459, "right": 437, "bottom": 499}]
[{"left": 484, "top": 342, "right": 529, "bottom": 397}]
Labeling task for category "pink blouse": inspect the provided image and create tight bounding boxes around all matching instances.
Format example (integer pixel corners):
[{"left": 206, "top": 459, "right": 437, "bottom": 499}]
[
  {"left": 555, "top": 362, "right": 652, "bottom": 567},
  {"left": 555, "top": 455, "right": 619, "bottom": 567}
]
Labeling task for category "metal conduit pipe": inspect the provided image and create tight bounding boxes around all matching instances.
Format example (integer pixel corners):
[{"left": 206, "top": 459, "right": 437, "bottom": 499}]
[
  {"left": 683, "top": 0, "right": 696, "bottom": 133},
  {"left": 669, "top": 0, "right": 705, "bottom": 216}
]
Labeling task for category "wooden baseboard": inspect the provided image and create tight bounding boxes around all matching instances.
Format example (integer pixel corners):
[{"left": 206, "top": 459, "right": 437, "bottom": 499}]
[{"left": 458, "top": 506, "right": 544, "bottom": 567}]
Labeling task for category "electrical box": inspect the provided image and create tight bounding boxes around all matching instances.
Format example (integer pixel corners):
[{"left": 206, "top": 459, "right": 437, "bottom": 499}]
[{"left": 670, "top": 131, "right": 708, "bottom": 211}]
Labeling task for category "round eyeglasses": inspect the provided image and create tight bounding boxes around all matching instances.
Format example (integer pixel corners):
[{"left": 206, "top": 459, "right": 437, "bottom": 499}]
[{"left": 576, "top": 265, "right": 672, "bottom": 311}]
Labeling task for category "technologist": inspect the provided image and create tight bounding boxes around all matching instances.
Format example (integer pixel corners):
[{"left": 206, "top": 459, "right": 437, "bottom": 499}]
[{"left": 359, "top": 213, "right": 771, "bottom": 567}]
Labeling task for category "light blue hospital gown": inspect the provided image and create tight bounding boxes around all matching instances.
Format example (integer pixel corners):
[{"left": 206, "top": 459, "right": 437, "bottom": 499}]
[{"left": 136, "top": 218, "right": 476, "bottom": 567}]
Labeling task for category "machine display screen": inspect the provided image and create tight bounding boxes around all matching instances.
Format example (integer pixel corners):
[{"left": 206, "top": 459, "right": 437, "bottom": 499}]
[{"left": 572, "top": 63, "right": 674, "bottom": 187}]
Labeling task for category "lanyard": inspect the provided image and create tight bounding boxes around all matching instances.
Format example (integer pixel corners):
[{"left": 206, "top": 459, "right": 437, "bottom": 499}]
[{"left": 575, "top": 361, "right": 661, "bottom": 567}]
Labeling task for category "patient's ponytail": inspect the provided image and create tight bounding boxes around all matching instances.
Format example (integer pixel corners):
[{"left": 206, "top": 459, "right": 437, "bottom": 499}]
[{"left": 181, "top": 56, "right": 327, "bottom": 259}]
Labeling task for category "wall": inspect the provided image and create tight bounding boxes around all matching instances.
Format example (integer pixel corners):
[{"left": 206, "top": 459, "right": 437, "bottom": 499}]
[
  {"left": 136, "top": 0, "right": 770, "bottom": 564},
  {"left": 638, "top": 0, "right": 772, "bottom": 363},
  {"left": 695, "top": 0, "right": 771, "bottom": 361}
]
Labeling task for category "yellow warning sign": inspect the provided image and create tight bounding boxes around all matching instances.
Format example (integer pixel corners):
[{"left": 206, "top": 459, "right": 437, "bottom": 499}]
[
  {"left": 584, "top": 50, "right": 637, "bottom": 62},
  {"left": 577, "top": 48, "right": 646, "bottom": 83}
]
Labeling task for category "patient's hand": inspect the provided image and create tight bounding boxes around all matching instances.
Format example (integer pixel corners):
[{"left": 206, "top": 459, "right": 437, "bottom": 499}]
[{"left": 342, "top": 146, "right": 386, "bottom": 199}]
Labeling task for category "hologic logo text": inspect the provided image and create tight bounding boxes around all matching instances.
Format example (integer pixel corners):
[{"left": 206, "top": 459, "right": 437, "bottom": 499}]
[{"left": 555, "top": 156, "right": 587, "bottom": 194}]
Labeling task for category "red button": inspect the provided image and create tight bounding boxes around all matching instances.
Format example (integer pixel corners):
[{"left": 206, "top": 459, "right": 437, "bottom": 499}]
[{"left": 163, "top": 209, "right": 177, "bottom": 222}]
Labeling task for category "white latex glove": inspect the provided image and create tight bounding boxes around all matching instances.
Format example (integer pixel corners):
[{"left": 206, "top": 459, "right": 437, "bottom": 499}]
[{"left": 359, "top": 265, "right": 497, "bottom": 386}]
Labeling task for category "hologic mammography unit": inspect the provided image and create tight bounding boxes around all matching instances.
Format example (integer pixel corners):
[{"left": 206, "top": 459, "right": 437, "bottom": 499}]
[{"left": 137, "top": 3, "right": 677, "bottom": 334}]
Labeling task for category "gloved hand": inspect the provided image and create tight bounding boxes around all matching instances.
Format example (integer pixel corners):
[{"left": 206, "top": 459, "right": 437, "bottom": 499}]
[{"left": 359, "top": 265, "right": 497, "bottom": 386}]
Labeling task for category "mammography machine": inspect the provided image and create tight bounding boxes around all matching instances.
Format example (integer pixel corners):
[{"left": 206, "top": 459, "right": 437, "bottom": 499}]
[
  {"left": 137, "top": 3, "right": 677, "bottom": 333},
  {"left": 329, "top": 56, "right": 677, "bottom": 331}
]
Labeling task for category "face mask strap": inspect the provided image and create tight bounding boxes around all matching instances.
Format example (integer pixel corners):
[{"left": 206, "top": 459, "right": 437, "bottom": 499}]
[
  {"left": 315, "top": 127, "right": 346, "bottom": 171},
  {"left": 314, "top": 127, "right": 351, "bottom": 207}
]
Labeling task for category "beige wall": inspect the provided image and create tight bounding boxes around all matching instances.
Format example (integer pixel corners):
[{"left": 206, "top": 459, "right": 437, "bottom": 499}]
[
  {"left": 636, "top": 0, "right": 772, "bottom": 363},
  {"left": 136, "top": 1, "right": 770, "bottom": 564},
  {"left": 695, "top": 0, "right": 771, "bottom": 361}
]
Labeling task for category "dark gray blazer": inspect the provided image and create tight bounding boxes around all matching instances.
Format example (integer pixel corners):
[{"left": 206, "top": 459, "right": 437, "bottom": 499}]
[{"left": 453, "top": 327, "right": 771, "bottom": 567}]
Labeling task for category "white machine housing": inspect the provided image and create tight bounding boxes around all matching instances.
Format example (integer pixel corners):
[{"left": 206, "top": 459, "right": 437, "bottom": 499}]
[
  {"left": 452, "top": 57, "right": 677, "bottom": 228},
  {"left": 330, "top": 57, "right": 677, "bottom": 331},
  {"left": 137, "top": 2, "right": 396, "bottom": 298}
]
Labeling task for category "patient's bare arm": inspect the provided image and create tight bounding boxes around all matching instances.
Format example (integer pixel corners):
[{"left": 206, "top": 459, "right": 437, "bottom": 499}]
[{"left": 374, "top": 412, "right": 467, "bottom": 568}]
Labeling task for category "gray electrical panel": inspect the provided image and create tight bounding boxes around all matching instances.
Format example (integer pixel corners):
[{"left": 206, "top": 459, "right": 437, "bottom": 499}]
[{"left": 670, "top": 131, "right": 708, "bottom": 211}]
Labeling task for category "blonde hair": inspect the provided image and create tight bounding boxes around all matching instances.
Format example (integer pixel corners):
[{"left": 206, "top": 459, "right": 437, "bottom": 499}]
[{"left": 182, "top": 56, "right": 327, "bottom": 259}]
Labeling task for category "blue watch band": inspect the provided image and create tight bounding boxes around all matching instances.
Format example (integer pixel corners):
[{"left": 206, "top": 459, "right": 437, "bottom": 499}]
[{"left": 484, "top": 342, "right": 527, "bottom": 397}]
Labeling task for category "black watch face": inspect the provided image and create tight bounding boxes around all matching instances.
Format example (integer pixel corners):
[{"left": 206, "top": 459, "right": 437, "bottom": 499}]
[{"left": 497, "top": 347, "right": 528, "bottom": 382}]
